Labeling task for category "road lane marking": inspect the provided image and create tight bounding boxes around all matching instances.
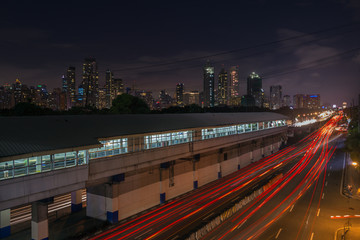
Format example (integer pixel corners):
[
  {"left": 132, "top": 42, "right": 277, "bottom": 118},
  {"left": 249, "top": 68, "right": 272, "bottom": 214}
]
[
  {"left": 310, "top": 232, "right": 314, "bottom": 240},
  {"left": 325, "top": 181, "right": 328, "bottom": 187},
  {"left": 135, "top": 229, "right": 153, "bottom": 239},
  {"left": 179, "top": 207, "right": 191, "bottom": 215},
  {"left": 202, "top": 212, "right": 214, "bottom": 221},
  {"left": 306, "top": 214, "right": 310, "bottom": 225},
  {"left": 322, "top": 193, "right": 324, "bottom": 199},
  {"left": 317, "top": 208, "right": 320, "bottom": 217},
  {"left": 290, "top": 204, "right": 294, "bottom": 212},
  {"left": 328, "top": 173, "right": 330, "bottom": 176},
  {"left": 330, "top": 166, "right": 332, "bottom": 170},
  {"left": 236, "top": 219, "right": 247, "bottom": 229},
  {"left": 275, "top": 228, "right": 282, "bottom": 239}
]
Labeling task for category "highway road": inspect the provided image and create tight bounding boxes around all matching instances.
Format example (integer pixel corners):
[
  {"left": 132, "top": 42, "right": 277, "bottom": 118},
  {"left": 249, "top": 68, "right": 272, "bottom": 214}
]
[
  {"left": 89, "top": 118, "right": 340, "bottom": 240},
  {"left": 201, "top": 115, "right": 355, "bottom": 240},
  {"left": 258, "top": 139, "right": 360, "bottom": 240}
]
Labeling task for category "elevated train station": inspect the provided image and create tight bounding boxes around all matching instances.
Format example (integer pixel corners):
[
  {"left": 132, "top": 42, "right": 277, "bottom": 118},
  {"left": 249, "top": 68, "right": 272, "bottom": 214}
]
[{"left": 0, "top": 112, "right": 288, "bottom": 239}]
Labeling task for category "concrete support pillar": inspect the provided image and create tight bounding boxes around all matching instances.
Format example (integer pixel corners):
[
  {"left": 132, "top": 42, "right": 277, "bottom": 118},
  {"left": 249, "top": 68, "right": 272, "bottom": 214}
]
[
  {"left": 86, "top": 183, "right": 120, "bottom": 224},
  {"left": 217, "top": 162, "right": 222, "bottom": 179},
  {"left": 192, "top": 160, "right": 198, "bottom": 189},
  {"left": 105, "top": 184, "right": 119, "bottom": 224},
  {"left": 159, "top": 164, "right": 167, "bottom": 204},
  {"left": 261, "top": 147, "right": 265, "bottom": 158},
  {"left": 250, "top": 151, "right": 254, "bottom": 163},
  {"left": 217, "top": 150, "right": 222, "bottom": 179},
  {"left": 71, "top": 190, "right": 82, "bottom": 213},
  {"left": 0, "top": 209, "right": 11, "bottom": 238},
  {"left": 31, "top": 202, "right": 48, "bottom": 240},
  {"left": 237, "top": 145, "right": 241, "bottom": 170}
]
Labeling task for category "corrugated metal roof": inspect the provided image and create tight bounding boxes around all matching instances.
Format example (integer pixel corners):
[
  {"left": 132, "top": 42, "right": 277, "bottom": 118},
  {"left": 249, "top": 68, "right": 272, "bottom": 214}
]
[{"left": 0, "top": 112, "right": 287, "bottom": 159}]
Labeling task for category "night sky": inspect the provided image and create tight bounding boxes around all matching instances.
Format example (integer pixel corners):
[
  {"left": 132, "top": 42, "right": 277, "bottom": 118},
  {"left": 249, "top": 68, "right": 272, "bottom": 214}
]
[{"left": 1, "top": 0, "right": 359, "bottom": 106}]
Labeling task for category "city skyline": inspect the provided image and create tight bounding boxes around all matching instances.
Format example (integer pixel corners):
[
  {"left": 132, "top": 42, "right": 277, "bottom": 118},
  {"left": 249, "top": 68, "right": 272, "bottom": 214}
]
[{"left": 0, "top": 1, "right": 359, "bottom": 106}]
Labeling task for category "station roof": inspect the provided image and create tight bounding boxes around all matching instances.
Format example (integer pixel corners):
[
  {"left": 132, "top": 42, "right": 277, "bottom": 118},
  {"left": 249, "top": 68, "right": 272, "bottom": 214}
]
[{"left": 0, "top": 112, "right": 287, "bottom": 160}]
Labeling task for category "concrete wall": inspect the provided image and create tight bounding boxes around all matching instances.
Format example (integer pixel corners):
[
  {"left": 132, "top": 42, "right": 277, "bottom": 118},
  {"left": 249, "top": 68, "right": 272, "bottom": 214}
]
[
  {"left": 0, "top": 165, "right": 88, "bottom": 211},
  {"left": 92, "top": 134, "right": 286, "bottom": 221},
  {"left": 88, "top": 127, "right": 287, "bottom": 184}
]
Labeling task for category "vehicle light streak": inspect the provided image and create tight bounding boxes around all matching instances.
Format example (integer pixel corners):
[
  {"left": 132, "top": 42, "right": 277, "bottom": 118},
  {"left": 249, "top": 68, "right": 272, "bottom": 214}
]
[
  {"left": 93, "top": 147, "right": 298, "bottom": 240},
  {"left": 206, "top": 116, "right": 340, "bottom": 240}
]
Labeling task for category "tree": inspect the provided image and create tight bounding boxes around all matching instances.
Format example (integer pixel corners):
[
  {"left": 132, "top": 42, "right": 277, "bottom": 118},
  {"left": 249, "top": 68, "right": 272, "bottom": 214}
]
[
  {"left": 345, "top": 120, "right": 360, "bottom": 163},
  {"left": 110, "top": 94, "right": 150, "bottom": 114},
  {"left": 12, "top": 102, "right": 53, "bottom": 116}
]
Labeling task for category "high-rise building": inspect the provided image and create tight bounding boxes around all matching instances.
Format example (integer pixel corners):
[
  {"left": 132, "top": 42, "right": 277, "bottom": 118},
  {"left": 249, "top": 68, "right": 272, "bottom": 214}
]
[
  {"left": 136, "top": 90, "right": 154, "bottom": 110},
  {"left": 0, "top": 84, "right": 13, "bottom": 109},
  {"left": 62, "top": 66, "right": 76, "bottom": 109},
  {"left": 283, "top": 95, "right": 291, "bottom": 107},
  {"left": 203, "top": 61, "right": 215, "bottom": 107},
  {"left": 270, "top": 85, "right": 282, "bottom": 110},
  {"left": 159, "top": 89, "right": 173, "bottom": 109},
  {"left": 247, "top": 72, "right": 263, "bottom": 107},
  {"left": 13, "top": 79, "right": 23, "bottom": 105},
  {"left": 48, "top": 88, "right": 66, "bottom": 111},
  {"left": 176, "top": 83, "right": 184, "bottom": 106},
  {"left": 62, "top": 75, "right": 67, "bottom": 93},
  {"left": 35, "top": 84, "right": 48, "bottom": 108},
  {"left": 263, "top": 97, "right": 270, "bottom": 109},
  {"left": 218, "top": 68, "right": 228, "bottom": 105},
  {"left": 81, "top": 57, "right": 99, "bottom": 107},
  {"left": 305, "top": 94, "right": 320, "bottom": 109},
  {"left": 105, "top": 69, "right": 114, "bottom": 108},
  {"left": 77, "top": 85, "right": 84, "bottom": 107},
  {"left": 293, "top": 94, "right": 305, "bottom": 108},
  {"left": 113, "top": 78, "right": 124, "bottom": 98},
  {"left": 66, "top": 66, "right": 76, "bottom": 108},
  {"left": 229, "top": 66, "right": 240, "bottom": 102},
  {"left": 98, "top": 88, "right": 107, "bottom": 109},
  {"left": 183, "top": 91, "right": 200, "bottom": 106}
]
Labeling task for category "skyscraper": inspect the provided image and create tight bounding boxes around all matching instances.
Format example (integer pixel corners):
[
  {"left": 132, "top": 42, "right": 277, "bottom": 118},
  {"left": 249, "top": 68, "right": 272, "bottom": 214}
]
[
  {"left": 66, "top": 66, "right": 76, "bottom": 108},
  {"left": 283, "top": 95, "right": 291, "bottom": 107},
  {"left": 305, "top": 94, "right": 321, "bottom": 109},
  {"left": 247, "top": 72, "right": 263, "bottom": 107},
  {"left": 270, "top": 85, "right": 282, "bottom": 110},
  {"left": 203, "top": 60, "right": 215, "bottom": 107},
  {"left": 176, "top": 83, "right": 184, "bottom": 106},
  {"left": 218, "top": 68, "right": 228, "bottom": 105},
  {"left": 183, "top": 91, "right": 200, "bottom": 106},
  {"left": 113, "top": 78, "right": 124, "bottom": 98},
  {"left": 293, "top": 94, "right": 305, "bottom": 108},
  {"left": 98, "top": 88, "right": 107, "bottom": 109},
  {"left": 81, "top": 57, "right": 99, "bottom": 107},
  {"left": 229, "top": 66, "right": 240, "bottom": 99},
  {"left": 105, "top": 69, "right": 114, "bottom": 108}
]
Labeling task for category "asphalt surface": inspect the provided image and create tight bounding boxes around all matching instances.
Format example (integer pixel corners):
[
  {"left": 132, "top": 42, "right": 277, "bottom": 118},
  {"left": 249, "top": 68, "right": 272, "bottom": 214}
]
[{"left": 201, "top": 115, "right": 347, "bottom": 240}]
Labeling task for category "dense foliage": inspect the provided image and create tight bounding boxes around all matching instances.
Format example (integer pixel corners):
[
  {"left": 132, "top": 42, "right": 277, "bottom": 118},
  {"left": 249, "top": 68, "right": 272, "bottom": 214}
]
[
  {"left": 110, "top": 94, "right": 150, "bottom": 114},
  {"left": 344, "top": 108, "right": 360, "bottom": 163}
]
